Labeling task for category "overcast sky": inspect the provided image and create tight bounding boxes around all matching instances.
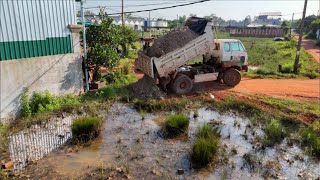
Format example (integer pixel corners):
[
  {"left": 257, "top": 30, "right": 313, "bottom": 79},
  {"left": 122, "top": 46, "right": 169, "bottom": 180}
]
[{"left": 81, "top": 0, "right": 320, "bottom": 21}]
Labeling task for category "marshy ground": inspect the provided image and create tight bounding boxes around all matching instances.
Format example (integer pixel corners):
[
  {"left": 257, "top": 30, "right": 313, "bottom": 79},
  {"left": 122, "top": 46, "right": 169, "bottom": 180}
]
[{"left": 5, "top": 102, "right": 320, "bottom": 179}]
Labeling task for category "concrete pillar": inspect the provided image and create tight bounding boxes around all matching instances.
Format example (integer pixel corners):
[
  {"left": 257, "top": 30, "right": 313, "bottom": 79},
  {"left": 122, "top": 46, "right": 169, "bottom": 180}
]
[{"left": 68, "top": 24, "right": 82, "bottom": 53}]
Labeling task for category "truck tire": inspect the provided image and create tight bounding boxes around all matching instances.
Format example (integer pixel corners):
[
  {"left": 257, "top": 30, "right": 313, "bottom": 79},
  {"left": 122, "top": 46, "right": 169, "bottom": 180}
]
[
  {"left": 171, "top": 74, "right": 193, "bottom": 95},
  {"left": 223, "top": 68, "right": 241, "bottom": 87}
]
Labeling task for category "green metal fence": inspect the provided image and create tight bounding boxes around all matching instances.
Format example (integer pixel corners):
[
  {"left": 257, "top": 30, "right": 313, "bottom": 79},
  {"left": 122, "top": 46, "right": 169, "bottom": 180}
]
[{"left": 0, "top": 0, "right": 77, "bottom": 61}]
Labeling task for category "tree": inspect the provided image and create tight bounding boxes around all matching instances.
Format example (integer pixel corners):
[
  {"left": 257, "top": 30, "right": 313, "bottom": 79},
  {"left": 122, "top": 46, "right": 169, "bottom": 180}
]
[
  {"left": 306, "top": 18, "right": 320, "bottom": 39},
  {"left": 85, "top": 9, "right": 122, "bottom": 82},
  {"left": 119, "top": 26, "right": 139, "bottom": 57},
  {"left": 281, "top": 20, "right": 290, "bottom": 29},
  {"left": 243, "top": 15, "right": 252, "bottom": 26},
  {"left": 168, "top": 15, "right": 187, "bottom": 28}
]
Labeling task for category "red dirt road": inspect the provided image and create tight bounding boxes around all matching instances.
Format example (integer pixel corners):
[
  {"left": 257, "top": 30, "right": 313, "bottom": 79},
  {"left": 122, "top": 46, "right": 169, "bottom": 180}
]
[
  {"left": 231, "top": 78, "right": 320, "bottom": 99},
  {"left": 295, "top": 35, "right": 320, "bottom": 63},
  {"left": 194, "top": 78, "right": 320, "bottom": 100}
]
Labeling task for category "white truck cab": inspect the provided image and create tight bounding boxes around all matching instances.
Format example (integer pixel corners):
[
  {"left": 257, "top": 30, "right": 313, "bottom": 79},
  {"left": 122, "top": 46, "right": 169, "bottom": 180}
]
[{"left": 214, "top": 39, "right": 248, "bottom": 66}]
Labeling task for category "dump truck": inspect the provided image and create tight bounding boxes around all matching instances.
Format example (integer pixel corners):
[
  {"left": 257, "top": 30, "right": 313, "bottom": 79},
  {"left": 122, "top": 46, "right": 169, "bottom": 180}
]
[{"left": 135, "top": 17, "right": 248, "bottom": 94}]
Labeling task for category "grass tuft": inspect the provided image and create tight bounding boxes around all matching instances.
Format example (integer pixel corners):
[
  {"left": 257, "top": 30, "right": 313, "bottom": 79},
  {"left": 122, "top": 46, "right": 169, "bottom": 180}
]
[
  {"left": 192, "top": 124, "right": 220, "bottom": 166},
  {"left": 71, "top": 116, "right": 103, "bottom": 142},
  {"left": 165, "top": 114, "right": 189, "bottom": 137},
  {"left": 300, "top": 125, "right": 320, "bottom": 157},
  {"left": 263, "top": 119, "right": 284, "bottom": 146}
]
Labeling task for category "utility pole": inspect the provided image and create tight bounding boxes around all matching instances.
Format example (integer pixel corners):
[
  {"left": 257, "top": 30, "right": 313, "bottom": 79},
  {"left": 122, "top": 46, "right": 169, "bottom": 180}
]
[
  {"left": 176, "top": 15, "right": 179, "bottom": 27},
  {"left": 81, "top": 0, "right": 89, "bottom": 92},
  {"left": 149, "top": 11, "right": 151, "bottom": 37},
  {"left": 290, "top": 13, "right": 294, "bottom": 37},
  {"left": 122, "top": 0, "right": 124, "bottom": 28},
  {"left": 294, "top": 0, "right": 308, "bottom": 74}
]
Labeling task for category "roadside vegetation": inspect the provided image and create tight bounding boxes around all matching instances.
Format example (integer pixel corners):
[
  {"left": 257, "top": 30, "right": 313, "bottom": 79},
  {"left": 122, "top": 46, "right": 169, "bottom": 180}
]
[
  {"left": 192, "top": 124, "right": 220, "bottom": 166},
  {"left": 217, "top": 31, "right": 319, "bottom": 79}
]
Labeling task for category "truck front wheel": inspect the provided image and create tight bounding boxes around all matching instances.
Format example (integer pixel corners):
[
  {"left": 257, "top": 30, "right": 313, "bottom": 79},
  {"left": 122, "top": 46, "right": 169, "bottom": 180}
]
[
  {"left": 223, "top": 68, "right": 241, "bottom": 86},
  {"left": 171, "top": 74, "right": 193, "bottom": 95}
]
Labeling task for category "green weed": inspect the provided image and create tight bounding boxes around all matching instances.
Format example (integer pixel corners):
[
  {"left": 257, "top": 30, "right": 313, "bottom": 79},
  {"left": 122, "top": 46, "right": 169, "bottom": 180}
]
[
  {"left": 263, "top": 119, "right": 284, "bottom": 146},
  {"left": 165, "top": 114, "right": 189, "bottom": 136},
  {"left": 20, "top": 91, "right": 81, "bottom": 117},
  {"left": 300, "top": 126, "right": 320, "bottom": 157},
  {"left": 71, "top": 116, "right": 103, "bottom": 142},
  {"left": 196, "top": 124, "right": 220, "bottom": 139},
  {"left": 192, "top": 124, "right": 220, "bottom": 166}
]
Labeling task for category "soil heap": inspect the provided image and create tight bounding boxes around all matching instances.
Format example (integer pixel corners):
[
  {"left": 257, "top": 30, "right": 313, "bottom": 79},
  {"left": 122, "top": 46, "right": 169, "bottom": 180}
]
[
  {"left": 129, "top": 75, "right": 166, "bottom": 100},
  {"left": 143, "top": 26, "right": 199, "bottom": 58}
]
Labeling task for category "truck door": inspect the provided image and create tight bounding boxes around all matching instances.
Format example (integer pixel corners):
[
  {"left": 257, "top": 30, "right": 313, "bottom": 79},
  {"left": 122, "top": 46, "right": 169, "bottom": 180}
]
[
  {"left": 230, "top": 42, "right": 247, "bottom": 65},
  {"left": 223, "top": 42, "right": 232, "bottom": 62}
]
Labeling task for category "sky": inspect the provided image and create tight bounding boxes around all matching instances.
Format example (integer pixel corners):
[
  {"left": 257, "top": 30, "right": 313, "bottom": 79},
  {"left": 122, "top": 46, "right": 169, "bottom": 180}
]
[{"left": 80, "top": 0, "right": 320, "bottom": 21}]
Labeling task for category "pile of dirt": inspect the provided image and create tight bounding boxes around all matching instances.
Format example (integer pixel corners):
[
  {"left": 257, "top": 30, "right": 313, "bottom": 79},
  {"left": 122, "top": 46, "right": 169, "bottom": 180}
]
[
  {"left": 129, "top": 75, "right": 166, "bottom": 100},
  {"left": 144, "top": 27, "right": 199, "bottom": 58}
]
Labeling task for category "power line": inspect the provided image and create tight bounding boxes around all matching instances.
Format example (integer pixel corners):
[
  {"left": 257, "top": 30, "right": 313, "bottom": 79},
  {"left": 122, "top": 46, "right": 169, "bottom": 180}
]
[
  {"left": 83, "top": 1, "right": 195, "bottom": 10},
  {"left": 105, "top": 0, "right": 211, "bottom": 15}
]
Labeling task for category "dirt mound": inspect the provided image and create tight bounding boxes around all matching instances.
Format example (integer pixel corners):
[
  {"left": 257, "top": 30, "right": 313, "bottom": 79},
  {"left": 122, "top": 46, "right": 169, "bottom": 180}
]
[
  {"left": 129, "top": 75, "right": 166, "bottom": 100},
  {"left": 144, "top": 27, "right": 199, "bottom": 58}
]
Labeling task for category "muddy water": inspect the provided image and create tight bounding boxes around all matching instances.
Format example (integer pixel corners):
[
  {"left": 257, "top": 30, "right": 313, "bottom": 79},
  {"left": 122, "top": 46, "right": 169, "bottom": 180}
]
[
  {"left": 11, "top": 104, "right": 320, "bottom": 179},
  {"left": 200, "top": 109, "right": 320, "bottom": 179}
]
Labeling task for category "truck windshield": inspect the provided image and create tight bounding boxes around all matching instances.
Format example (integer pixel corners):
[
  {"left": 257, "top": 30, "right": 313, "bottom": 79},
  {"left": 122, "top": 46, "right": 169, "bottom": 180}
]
[
  {"left": 239, "top": 43, "right": 246, "bottom": 51},
  {"left": 231, "top": 42, "right": 246, "bottom": 52},
  {"left": 230, "top": 42, "right": 240, "bottom": 51}
]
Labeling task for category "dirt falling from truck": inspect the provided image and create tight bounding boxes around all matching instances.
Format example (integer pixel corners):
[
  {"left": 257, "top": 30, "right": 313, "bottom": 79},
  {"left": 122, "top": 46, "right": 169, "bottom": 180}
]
[
  {"left": 129, "top": 75, "right": 166, "bottom": 100},
  {"left": 144, "top": 27, "right": 199, "bottom": 58}
]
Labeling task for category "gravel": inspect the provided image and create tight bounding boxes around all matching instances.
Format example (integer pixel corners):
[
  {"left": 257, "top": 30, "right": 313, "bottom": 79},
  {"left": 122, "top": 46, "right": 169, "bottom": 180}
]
[
  {"left": 129, "top": 75, "right": 166, "bottom": 100},
  {"left": 143, "top": 27, "right": 199, "bottom": 58}
]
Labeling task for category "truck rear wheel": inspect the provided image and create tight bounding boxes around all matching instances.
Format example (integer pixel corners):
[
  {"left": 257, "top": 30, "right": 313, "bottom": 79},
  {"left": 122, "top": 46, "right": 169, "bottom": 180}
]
[
  {"left": 171, "top": 74, "right": 193, "bottom": 95},
  {"left": 223, "top": 68, "right": 241, "bottom": 87}
]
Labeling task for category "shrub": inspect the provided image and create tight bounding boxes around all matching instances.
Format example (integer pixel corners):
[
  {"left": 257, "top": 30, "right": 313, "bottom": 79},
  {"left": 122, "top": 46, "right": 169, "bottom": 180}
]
[
  {"left": 105, "top": 71, "right": 122, "bottom": 84},
  {"left": 255, "top": 68, "right": 276, "bottom": 76},
  {"left": 121, "top": 62, "right": 131, "bottom": 75},
  {"left": 264, "top": 119, "right": 284, "bottom": 146},
  {"left": 300, "top": 127, "right": 320, "bottom": 156},
  {"left": 280, "top": 64, "right": 293, "bottom": 74},
  {"left": 71, "top": 116, "right": 103, "bottom": 142},
  {"left": 301, "top": 71, "right": 319, "bottom": 79},
  {"left": 20, "top": 91, "right": 81, "bottom": 117},
  {"left": 192, "top": 124, "right": 220, "bottom": 166},
  {"left": 165, "top": 114, "right": 189, "bottom": 136}
]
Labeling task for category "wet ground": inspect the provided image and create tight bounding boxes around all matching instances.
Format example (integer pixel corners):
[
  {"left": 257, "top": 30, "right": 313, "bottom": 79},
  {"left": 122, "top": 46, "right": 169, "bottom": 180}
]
[{"left": 8, "top": 103, "right": 320, "bottom": 179}]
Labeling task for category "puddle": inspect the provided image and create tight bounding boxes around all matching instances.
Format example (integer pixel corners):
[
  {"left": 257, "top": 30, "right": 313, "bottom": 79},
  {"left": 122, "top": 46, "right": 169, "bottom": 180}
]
[{"left": 9, "top": 104, "right": 320, "bottom": 179}]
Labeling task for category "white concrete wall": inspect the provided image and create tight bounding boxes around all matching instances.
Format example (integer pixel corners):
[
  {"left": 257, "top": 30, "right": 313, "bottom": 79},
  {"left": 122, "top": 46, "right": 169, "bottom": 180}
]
[{"left": 0, "top": 53, "right": 83, "bottom": 123}]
